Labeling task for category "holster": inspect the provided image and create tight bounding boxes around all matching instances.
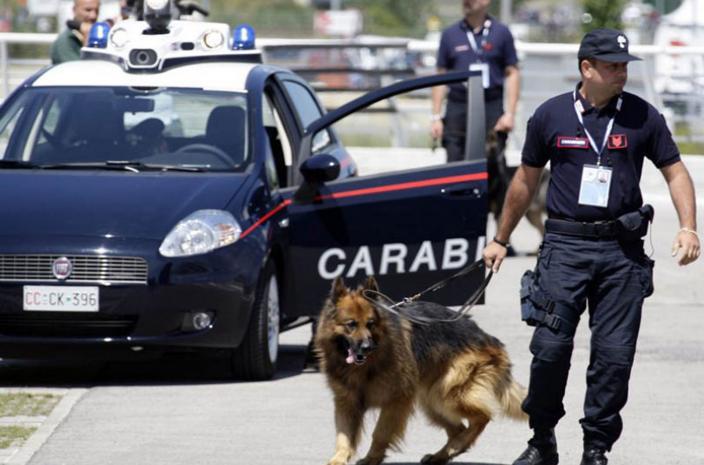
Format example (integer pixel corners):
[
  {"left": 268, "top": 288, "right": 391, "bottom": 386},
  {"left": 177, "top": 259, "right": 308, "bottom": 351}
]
[
  {"left": 616, "top": 204, "right": 654, "bottom": 240},
  {"left": 520, "top": 269, "right": 560, "bottom": 330}
]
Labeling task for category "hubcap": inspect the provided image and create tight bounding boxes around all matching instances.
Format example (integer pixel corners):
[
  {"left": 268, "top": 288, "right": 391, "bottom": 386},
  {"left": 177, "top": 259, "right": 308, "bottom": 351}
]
[{"left": 266, "top": 275, "right": 280, "bottom": 364}]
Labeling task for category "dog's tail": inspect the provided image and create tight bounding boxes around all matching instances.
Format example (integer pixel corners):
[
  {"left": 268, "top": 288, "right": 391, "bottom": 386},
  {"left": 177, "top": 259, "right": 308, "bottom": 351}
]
[{"left": 500, "top": 377, "right": 528, "bottom": 421}]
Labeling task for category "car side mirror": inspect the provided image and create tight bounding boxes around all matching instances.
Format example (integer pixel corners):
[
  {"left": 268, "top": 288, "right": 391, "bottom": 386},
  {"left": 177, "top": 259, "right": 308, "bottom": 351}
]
[
  {"left": 299, "top": 154, "right": 340, "bottom": 184},
  {"left": 294, "top": 154, "right": 341, "bottom": 204}
]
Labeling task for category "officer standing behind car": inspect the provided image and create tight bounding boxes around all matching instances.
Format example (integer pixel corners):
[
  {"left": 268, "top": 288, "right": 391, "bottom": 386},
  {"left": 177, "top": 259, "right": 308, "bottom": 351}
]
[
  {"left": 51, "top": 0, "right": 100, "bottom": 64},
  {"left": 483, "top": 29, "right": 700, "bottom": 465},
  {"left": 431, "top": 0, "right": 520, "bottom": 249},
  {"left": 431, "top": 0, "right": 519, "bottom": 161}
]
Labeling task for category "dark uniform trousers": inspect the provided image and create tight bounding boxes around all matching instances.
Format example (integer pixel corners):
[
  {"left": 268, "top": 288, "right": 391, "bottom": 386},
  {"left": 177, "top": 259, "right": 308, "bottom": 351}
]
[
  {"left": 443, "top": 97, "right": 512, "bottom": 218},
  {"left": 443, "top": 96, "right": 506, "bottom": 162},
  {"left": 524, "top": 232, "right": 654, "bottom": 451}
]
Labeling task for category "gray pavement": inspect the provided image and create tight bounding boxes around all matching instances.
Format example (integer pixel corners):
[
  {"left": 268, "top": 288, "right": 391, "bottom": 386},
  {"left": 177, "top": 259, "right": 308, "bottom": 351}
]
[{"left": 3, "top": 153, "right": 703, "bottom": 465}]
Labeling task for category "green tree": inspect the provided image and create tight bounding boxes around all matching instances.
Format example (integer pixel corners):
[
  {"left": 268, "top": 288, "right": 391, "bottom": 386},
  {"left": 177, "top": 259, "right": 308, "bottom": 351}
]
[
  {"left": 582, "top": 0, "right": 628, "bottom": 32},
  {"left": 347, "top": 0, "right": 434, "bottom": 37},
  {"left": 208, "top": 0, "right": 313, "bottom": 37}
]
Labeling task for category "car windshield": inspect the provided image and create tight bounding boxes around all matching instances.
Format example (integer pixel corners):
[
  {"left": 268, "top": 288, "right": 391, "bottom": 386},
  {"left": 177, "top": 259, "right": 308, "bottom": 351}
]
[{"left": 0, "top": 87, "right": 249, "bottom": 172}]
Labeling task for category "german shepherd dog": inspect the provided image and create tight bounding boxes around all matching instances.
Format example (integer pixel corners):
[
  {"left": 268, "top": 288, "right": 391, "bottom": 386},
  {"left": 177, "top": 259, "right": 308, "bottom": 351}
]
[
  {"left": 486, "top": 130, "right": 550, "bottom": 245},
  {"left": 315, "top": 276, "right": 527, "bottom": 465}
]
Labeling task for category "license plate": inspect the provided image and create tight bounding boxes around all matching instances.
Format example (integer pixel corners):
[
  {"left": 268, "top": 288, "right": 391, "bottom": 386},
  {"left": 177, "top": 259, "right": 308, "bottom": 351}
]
[{"left": 23, "top": 286, "right": 99, "bottom": 312}]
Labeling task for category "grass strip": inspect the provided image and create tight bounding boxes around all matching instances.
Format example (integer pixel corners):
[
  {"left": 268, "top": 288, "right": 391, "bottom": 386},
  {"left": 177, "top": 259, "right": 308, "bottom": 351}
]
[
  {"left": 0, "top": 393, "right": 61, "bottom": 417},
  {"left": 0, "top": 425, "right": 37, "bottom": 449}
]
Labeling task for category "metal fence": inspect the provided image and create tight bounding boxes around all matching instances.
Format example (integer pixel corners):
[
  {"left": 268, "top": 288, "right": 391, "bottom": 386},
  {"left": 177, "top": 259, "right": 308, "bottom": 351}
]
[{"left": 2, "top": 32, "right": 704, "bottom": 153}]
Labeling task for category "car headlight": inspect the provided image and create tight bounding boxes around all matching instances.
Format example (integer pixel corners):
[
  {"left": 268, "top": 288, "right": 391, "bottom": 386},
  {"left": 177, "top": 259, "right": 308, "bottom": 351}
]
[{"left": 159, "top": 210, "right": 241, "bottom": 257}]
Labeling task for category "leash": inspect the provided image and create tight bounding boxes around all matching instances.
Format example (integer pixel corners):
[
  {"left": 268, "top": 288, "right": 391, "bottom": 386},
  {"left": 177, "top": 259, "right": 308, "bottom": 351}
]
[{"left": 363, "top": 259, "right": 493, "bottom": 325}]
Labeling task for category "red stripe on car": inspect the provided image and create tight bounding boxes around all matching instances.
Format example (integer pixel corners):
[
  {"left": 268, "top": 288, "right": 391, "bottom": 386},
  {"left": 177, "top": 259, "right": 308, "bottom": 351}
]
[{"left": 239, "top": 172, "right": 487, "bottom": 239}]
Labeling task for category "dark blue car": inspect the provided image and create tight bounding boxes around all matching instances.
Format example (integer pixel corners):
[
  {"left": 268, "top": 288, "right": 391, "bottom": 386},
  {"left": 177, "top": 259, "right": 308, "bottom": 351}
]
[{"left": 0, "top": 19, "right": 488, "bottom": 380}]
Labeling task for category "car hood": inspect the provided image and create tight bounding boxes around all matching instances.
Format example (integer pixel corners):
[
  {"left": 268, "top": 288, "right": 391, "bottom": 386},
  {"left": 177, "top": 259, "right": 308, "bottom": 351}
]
[{"left": 0, "top": 171, "right": 248, "bottom": 240}]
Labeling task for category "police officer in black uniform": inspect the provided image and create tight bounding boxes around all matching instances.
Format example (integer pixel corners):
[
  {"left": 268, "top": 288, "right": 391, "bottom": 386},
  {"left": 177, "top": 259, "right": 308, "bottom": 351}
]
[
  {"left": 431, "top": 0, "right": 520, "bottom": 229},
  {"left": 483, "top": 29, "right": 700, "bottom": 465}
]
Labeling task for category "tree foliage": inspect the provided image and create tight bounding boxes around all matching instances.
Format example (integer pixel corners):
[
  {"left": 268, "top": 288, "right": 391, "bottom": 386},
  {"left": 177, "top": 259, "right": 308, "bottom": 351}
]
[
  {"left": 208, "top": 0, "right": 313, "bottom": 37},
  {"left": 346, "top": 0, "right": 434, "bottom": 37},
  {"left": 582, "top": 0, "right": 627, "bottom": 32}
]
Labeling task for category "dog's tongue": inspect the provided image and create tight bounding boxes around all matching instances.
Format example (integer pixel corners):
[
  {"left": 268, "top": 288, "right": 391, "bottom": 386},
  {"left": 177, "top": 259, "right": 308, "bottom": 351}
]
[{"left": 346, "top": 349, "right": 355, "bottom": 365}]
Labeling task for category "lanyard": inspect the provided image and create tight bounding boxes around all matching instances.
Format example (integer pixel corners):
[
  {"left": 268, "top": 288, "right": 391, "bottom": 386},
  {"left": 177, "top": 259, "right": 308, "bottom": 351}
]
[
  {"left": 466, "top": 19, "right": 491, "bottom": 57},
  {"left": 573, "top": 90, "right": 622, "bottom": 166}
]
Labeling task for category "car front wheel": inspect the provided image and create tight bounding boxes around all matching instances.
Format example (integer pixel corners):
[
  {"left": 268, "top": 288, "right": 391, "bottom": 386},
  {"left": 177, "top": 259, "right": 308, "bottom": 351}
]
[{"left": 231, "top": 261, "right": 280, "bottom": 380}]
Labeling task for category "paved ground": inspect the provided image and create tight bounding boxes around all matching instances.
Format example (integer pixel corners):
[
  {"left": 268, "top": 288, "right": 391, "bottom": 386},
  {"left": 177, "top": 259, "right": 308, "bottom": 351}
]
[{"left": 0, "top": 153, "right": 702, "bottom": 465}]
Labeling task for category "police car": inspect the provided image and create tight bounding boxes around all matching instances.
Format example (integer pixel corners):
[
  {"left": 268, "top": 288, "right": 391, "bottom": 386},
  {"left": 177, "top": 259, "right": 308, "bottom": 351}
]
[{"left": 0, "top": 2, "right": 488, "bottom": 379}]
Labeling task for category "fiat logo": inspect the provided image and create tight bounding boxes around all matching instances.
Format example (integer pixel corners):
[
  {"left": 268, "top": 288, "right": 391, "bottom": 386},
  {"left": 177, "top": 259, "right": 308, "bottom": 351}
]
[{"left": 52, "top": 257, "right": 73, "bottom": 280}]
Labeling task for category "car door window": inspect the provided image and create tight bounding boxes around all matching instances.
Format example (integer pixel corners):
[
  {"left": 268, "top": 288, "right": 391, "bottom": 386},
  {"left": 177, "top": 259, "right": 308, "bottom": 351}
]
[
  {"left": 262, "top": 94, "right": 292, "bottom": 189},
  {"left": 0, "top": 96, "right": 28, "bottom": 159},
  {"left": 37, "top": 96, "right": 64, "bottom": 142},
  {"left": 281, "top": 80, "right": 331, "bottom": 153}
]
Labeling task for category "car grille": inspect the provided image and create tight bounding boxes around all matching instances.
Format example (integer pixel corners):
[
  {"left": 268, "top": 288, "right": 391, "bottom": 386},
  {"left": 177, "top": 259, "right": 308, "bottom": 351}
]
[
  {"left": 0, "top": 313, "right": 138, "bottom": 338},
  {"left": 0, "top": 255, "right": 148, "bottom": 285}
]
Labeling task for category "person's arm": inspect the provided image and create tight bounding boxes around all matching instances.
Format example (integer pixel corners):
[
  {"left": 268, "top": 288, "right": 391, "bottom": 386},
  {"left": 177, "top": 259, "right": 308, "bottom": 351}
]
[
  {"left": 493, "top": 65, "right": 520, "bottom": 133},
  {"left": 659, "top": 160, "right": 700, "bottom": 265},
  {"left": 78, "top": 22, "right": 92, "bottom": 45},
  {"left": 430, "top": 67, "right": 447, "bottom": 140},
  {"left": 51, "top": 35, "right": 78, "bottom": 64},
  {"left": 483, "top": 164, "right": 543, "bottom": 272}
]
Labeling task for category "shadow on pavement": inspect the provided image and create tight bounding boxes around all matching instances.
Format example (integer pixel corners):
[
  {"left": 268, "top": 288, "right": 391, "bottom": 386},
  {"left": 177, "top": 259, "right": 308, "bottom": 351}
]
[
  {"left": 0, "top": 343, "right": 311, "bottom": 387},
  {"left": 388, "top": 463, "right": 506, "bottom": 465}
]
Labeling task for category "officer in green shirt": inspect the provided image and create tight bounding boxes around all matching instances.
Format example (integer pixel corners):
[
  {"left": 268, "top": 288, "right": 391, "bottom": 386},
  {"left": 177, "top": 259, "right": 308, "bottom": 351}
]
[{"left": 51, "top": 0, "right": 100, "bottom": 64}]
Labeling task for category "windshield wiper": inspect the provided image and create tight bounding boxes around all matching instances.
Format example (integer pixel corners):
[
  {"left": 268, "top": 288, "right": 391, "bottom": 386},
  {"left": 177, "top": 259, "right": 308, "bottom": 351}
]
[
  {"left": 103, "top": 161, "right": 207, "bottom": 172},
  {"left": 105, "top": 161, "right": 207, "bottom": 172},
  {"left": 38, "top": 161, "right": 206, "bottom": 172},
  {"left": 0, "top": 160, "right": 39, "bottom": 169}
]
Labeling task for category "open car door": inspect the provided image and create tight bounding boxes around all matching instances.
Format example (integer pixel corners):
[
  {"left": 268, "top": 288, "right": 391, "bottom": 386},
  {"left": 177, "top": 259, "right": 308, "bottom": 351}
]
[{"left": 281, "top": 71, "right": 488, "bottom": 314}]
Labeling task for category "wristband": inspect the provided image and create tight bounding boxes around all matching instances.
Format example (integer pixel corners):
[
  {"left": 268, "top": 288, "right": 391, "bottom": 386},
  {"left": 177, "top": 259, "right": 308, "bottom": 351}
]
[
  {"left": 493, "top": 236, "right": 509, "bottom": 248},
  {"left": 431, "top": 114, "right": 442, "bottom": 122},
  {"left": 679, "top": 227, "right": 699, "bottom": 239}
]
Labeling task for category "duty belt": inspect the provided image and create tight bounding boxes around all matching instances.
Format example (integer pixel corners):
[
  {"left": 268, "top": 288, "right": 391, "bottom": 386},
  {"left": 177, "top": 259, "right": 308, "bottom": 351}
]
[{"left": 545, "top": 218, "right": 619, "bottom": 238}]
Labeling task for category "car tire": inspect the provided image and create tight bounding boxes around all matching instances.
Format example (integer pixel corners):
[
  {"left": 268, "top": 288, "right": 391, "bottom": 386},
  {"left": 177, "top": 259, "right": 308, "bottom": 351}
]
[{"left": 231, "top": 261, "right": 280, "bottom": 380}]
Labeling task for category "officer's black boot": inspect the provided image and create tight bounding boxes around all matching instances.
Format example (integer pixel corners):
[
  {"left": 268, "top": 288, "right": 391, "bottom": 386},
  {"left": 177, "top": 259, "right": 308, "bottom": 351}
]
[
  {"left": 580, "top": 446, "right": 607, "bottom": 465},
  {"left": 511, "top": 429, "right": 559, "bottom": 465}
]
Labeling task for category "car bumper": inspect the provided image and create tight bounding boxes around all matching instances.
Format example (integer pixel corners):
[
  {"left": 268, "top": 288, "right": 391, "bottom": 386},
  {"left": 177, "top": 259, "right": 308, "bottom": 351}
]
[{"left": 0, "top": 237, "right": 264, "bottom": 359}]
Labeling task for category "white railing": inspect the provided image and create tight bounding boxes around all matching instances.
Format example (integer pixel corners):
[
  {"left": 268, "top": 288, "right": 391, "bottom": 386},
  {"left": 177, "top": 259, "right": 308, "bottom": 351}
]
[{"left": 2, "top": 32, "right": 704, "bottom": 151}]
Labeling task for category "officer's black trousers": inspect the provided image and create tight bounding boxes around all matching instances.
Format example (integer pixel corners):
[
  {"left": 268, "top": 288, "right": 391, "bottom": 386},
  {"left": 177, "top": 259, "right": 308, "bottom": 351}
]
[
  {"left": 523, "top": 233, "right": 654, "bottom": 451},
  {"left": 442, "top": 97, "right": 505, "bottom": 163},
  {"left": 443, "top": 98, "right": 512, "bottom": 219}
]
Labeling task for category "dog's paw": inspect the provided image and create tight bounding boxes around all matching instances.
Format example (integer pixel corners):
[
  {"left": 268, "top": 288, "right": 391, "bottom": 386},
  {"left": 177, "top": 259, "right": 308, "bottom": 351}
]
[
  {"left": 420, "top": 453, "right": 449, "bottom": 465},
  {"left": 326, "top": 460, "right": 347, "bottom": 465}
]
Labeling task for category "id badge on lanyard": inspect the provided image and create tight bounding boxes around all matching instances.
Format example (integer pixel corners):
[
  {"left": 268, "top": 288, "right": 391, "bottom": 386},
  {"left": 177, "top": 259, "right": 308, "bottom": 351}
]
[
  {"left": 578, "top": 164, "right": 612, "bottom": 208},
  {"left": 467, "top": 19, "right": 491, "bottom": 89},
  {"left": 574, "top": 91, "right": 622, "bottom": 208}
]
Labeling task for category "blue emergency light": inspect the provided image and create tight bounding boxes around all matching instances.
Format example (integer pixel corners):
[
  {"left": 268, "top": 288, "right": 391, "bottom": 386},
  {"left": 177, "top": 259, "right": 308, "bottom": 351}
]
[
  {"left": 88, "top": 22, "right": 111, "bottom": 48},
  {"left": 232, "top": 24, "right": 255, "bottom": 50}
]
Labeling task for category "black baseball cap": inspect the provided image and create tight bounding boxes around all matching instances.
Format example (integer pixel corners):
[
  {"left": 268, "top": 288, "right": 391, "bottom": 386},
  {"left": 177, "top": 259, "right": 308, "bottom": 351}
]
[{"left": 578, "top": 28, "right": 641, "bottom": 62}]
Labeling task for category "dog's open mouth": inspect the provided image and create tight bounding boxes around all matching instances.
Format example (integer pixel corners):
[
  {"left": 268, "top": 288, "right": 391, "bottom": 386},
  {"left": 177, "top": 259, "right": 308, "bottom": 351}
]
[{"left": 346, "top": 349, "right": 368, "bottom": 366}]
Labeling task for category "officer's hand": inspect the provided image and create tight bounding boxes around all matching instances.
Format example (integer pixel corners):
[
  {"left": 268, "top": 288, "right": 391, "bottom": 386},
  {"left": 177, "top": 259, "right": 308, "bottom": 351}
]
[
  {"left": 493, "top": 112, "right": 515, "bottom": 133},
  {"left": 483, "top": 241, "right": 508, "bottom": 274},
  {"left": 671, "top": 229, "right": 701, "bottom": 266},
  {"left": 430, "top": 120, "right": 443, "bottom": 140},
  {"left": 79, "top": 22, "right": 94, "bottom": 44}
]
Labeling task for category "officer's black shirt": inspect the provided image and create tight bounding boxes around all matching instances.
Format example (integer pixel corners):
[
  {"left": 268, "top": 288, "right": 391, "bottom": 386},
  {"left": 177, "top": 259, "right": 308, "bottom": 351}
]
[
  {"left": 436, "top": 16, "right": 518, "bottom": 103},
  {"left": 522, "top": 84, "right": 680, "bottom": 222}
]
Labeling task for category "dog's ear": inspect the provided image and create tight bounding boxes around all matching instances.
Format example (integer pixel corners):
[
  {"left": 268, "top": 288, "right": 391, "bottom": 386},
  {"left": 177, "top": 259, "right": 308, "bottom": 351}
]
[
  {"left": 363, "top": 275, "right": 379, "bottom": 293},
  {"left": 331, "top": 276, "right": 347, "bottom": 302}
]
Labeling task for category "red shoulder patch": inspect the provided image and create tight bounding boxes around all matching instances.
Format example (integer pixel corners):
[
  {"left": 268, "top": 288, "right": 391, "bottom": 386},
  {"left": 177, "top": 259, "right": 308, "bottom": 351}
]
[{"left": 608, "top": 134, "right": 628, "bottom": 150}]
